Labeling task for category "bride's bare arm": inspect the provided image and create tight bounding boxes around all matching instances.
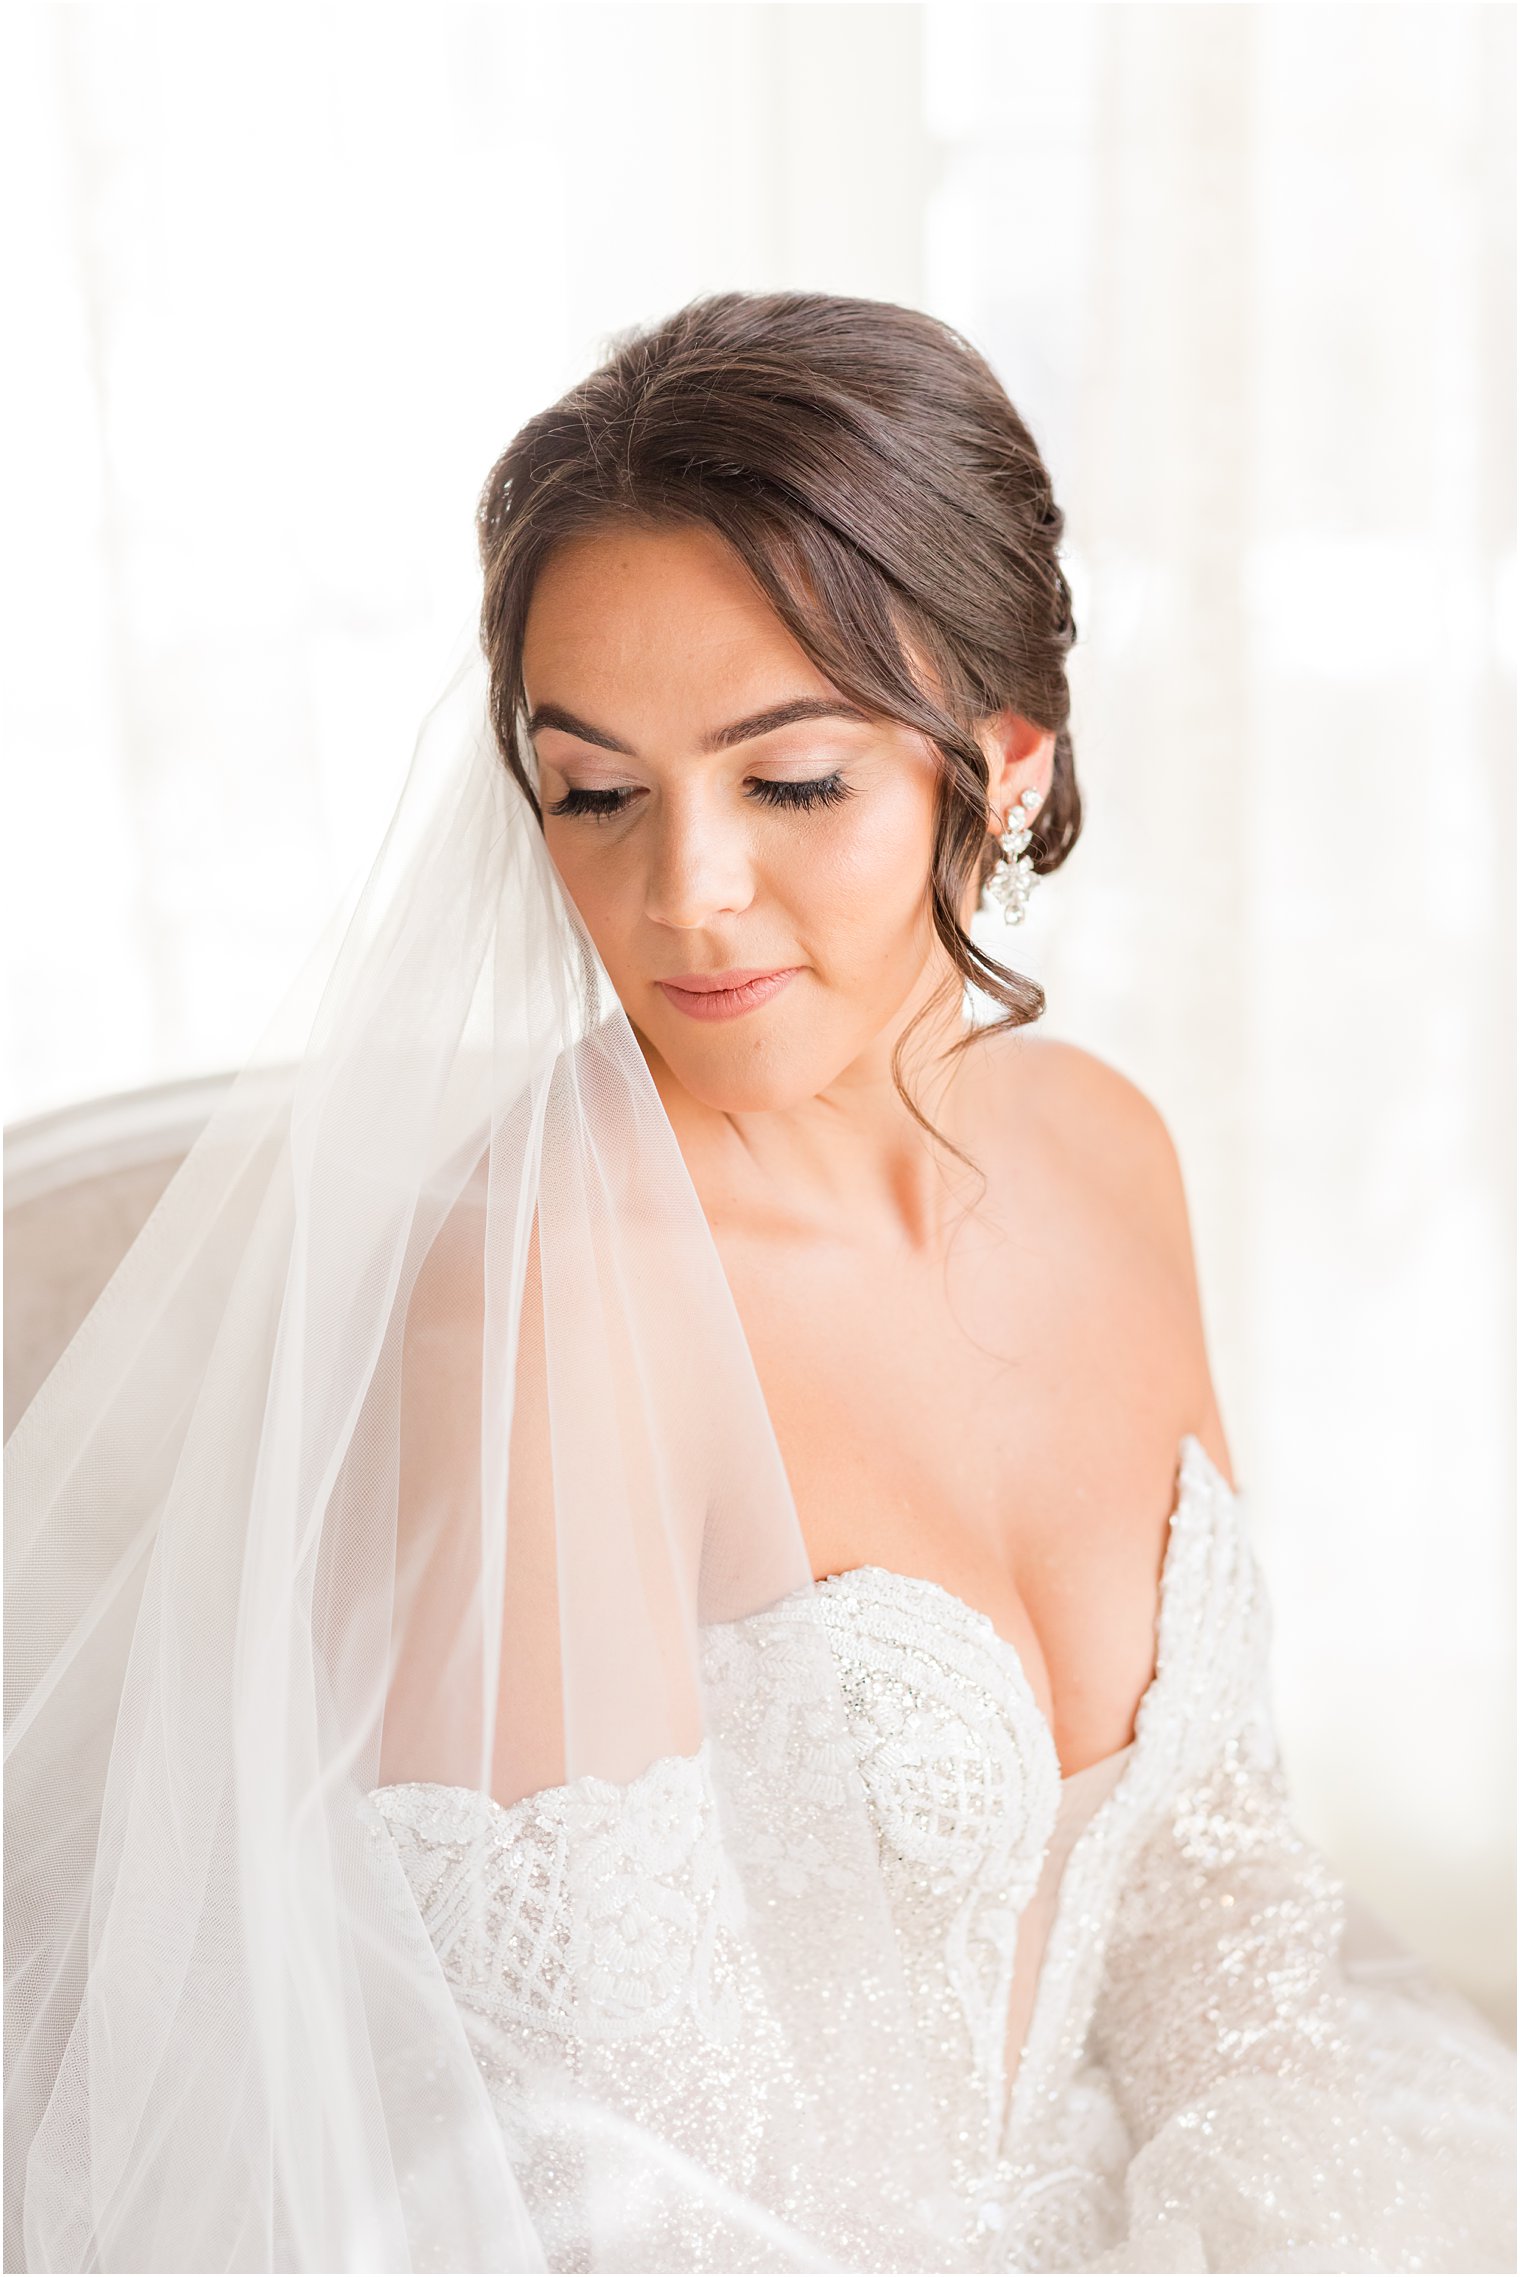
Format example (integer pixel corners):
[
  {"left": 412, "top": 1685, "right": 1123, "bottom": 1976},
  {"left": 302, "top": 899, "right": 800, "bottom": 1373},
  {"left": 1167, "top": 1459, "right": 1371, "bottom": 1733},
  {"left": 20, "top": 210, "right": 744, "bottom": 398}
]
[{"left": 381, "top": 1173, "right": 567, "bottom": 1806}]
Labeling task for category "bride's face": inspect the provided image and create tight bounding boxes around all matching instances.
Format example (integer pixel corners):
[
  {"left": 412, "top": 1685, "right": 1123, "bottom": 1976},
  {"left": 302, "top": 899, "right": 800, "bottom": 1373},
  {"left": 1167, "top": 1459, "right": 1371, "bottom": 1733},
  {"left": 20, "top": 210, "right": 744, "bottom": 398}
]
[{"left": 522, "top": 520, "right": 951, "bottom": 1113}]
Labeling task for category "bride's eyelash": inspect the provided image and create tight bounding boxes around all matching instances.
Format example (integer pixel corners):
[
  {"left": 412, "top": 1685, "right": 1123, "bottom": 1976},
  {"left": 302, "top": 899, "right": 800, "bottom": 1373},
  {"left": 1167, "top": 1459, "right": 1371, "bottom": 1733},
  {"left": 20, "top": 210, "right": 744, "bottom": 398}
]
[
  {"left": 545, "top": 785, "right": 634, "bottom": 820},
  {"left": 749, "top": 773, "right": 854, "bottom": 812},
  {"left": 546, "top": 774, "right": 856, "bottom": 821}
]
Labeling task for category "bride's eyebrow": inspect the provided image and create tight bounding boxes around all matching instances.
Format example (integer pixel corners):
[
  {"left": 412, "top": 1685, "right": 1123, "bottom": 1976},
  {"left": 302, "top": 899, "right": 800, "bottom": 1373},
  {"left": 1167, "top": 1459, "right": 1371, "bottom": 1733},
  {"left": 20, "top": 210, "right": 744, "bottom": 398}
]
[
  {"left": 526, "top": 704, "right": 634, "bottom": 754},
  {"left": 526, "top": 696, "right": 873, "bottom": 757},
  {"left": 704, "top": 697, "right": 873, "bottom": 750}
]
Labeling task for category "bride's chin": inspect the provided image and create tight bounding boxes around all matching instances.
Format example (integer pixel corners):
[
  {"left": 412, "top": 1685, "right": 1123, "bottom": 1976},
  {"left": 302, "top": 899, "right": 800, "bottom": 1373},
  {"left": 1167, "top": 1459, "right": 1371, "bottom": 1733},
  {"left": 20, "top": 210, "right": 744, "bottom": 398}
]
[
  {"left": 658, "top": 1053, "right": 819, "bottom": 1118},
  {"left": 631, "top": 1020, "right": 835, "bottom": 1118}
]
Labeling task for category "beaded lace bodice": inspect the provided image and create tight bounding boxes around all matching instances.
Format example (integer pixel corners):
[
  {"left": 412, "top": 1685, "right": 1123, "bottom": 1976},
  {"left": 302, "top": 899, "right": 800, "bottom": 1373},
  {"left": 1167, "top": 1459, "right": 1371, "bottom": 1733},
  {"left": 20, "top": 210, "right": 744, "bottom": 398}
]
[
  {"left": 366, "top": 1434, "right": 1515, "bottom": 2272},
  {"left": 800, "top": 1561, "right": 1135, "bottom": 2171},
  {"left": 371, "top": 1442, "right": 1259, "bottom": 2203}
]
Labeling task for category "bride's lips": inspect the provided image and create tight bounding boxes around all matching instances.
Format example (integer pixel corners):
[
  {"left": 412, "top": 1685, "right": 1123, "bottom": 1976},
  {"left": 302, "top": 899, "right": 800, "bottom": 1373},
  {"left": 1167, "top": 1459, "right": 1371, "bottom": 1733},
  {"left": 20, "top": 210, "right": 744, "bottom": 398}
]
[{"left": 655, "top": 967, "right": 803, "bottom": 1021}]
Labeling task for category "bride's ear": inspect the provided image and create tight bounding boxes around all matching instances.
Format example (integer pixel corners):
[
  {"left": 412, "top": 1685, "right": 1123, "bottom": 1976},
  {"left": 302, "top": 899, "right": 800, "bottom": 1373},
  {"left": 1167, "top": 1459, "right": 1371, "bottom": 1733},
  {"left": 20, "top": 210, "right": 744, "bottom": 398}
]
[{"left": 977, "top": 708, "right": 1056, "bottom": 829}]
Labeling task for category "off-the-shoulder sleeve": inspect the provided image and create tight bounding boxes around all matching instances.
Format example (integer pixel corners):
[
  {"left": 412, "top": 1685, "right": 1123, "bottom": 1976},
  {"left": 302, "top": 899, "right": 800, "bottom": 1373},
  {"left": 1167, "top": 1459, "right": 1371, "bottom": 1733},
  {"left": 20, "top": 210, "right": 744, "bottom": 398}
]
[{"left": 1087, "top": 1687, "right": 1516, "bottom": 2272}]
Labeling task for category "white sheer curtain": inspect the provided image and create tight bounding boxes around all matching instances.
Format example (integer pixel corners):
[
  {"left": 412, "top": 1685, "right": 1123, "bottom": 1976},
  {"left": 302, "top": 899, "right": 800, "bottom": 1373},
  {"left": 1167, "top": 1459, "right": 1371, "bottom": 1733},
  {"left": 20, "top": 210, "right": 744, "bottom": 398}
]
[
  {"left": 930, "top": 1, "right": 1515, "bottom": 2030},
  {"left": 4, "top": 1, "right": 1512, "bottom": 2028}
]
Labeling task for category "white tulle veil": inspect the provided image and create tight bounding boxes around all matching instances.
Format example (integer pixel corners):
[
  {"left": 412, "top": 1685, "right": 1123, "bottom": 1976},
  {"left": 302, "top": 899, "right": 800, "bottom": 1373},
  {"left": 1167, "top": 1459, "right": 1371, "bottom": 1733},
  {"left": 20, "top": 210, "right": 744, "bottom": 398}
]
[{"left": 4, "top": 628, "right": 973, "bottom": 2272}]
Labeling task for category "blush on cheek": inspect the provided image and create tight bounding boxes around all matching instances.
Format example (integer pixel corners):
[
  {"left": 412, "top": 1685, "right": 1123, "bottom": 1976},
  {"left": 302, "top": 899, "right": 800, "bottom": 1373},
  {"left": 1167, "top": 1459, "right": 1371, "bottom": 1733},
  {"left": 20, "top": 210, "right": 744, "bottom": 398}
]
[
  {"left": 804, "top": 790, "right": 932, "bottom": 896},
  {"left": 815, "top": 829, "right": 937, "bottom": 957}
]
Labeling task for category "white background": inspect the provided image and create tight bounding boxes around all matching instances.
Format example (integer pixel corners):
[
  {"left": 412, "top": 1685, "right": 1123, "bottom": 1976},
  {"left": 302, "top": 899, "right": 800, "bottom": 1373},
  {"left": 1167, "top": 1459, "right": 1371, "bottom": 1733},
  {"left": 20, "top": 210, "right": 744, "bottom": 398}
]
[{"left": 3, "top": 2, "right": 1514, "bottom": 2025}]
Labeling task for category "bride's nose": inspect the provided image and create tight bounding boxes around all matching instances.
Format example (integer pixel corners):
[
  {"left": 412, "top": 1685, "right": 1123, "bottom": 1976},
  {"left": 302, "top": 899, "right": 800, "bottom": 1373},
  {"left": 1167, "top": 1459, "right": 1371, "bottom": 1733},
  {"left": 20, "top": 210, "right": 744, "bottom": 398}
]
[{"left": 642, "top": 791, "right": 755, "bottom": 929}]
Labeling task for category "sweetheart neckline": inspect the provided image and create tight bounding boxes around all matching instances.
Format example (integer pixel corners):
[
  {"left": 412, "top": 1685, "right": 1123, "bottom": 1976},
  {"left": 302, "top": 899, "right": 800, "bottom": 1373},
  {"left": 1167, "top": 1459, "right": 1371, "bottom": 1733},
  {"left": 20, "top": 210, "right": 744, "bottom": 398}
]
[
  {"left": 797, "top": 1429, "right": 1239, "bottom": 2156},
  {"left": 807, "top": 1431, "right": 1234, "bottom": 1783},
  {"left": 368, "top": 1433, "right": 1237, "bottom": 1811}
]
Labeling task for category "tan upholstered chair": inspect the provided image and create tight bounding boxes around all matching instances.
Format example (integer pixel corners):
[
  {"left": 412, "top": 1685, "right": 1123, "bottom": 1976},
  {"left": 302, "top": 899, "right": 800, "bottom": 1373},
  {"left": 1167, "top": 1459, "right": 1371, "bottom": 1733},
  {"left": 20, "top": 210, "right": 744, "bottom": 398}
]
[{"left": 4, "top": 1074, "right": 232, "bottom": 1437}]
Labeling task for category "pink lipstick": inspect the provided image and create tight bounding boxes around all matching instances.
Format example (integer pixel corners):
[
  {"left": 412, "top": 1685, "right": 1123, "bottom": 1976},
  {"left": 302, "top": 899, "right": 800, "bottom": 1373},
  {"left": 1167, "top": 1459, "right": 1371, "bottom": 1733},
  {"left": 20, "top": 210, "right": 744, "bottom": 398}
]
[{"left": 656, "top": 967, "right": 803, "bottom": 1021}]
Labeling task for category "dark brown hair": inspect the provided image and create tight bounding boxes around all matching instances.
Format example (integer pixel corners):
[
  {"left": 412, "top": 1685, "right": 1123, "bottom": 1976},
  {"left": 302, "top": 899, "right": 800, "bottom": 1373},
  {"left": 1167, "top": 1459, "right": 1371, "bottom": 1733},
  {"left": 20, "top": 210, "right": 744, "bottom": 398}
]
[{"left": 475, "top": 290, "right": 1081, "bottom": 1152}]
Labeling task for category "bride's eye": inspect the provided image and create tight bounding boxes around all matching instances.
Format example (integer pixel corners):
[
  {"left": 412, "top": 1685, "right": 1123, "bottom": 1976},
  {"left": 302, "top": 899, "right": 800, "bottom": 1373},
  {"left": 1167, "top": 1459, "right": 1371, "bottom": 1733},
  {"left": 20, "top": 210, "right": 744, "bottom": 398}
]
[
  {"left": 546, "top": 774, "right": 856, "bottom": 821},
  {"left": 746, "top": 773, "right": 854, "bottom": 811},
  {"left": 545, "top": 785, "right": 637, "bottom": 821}
]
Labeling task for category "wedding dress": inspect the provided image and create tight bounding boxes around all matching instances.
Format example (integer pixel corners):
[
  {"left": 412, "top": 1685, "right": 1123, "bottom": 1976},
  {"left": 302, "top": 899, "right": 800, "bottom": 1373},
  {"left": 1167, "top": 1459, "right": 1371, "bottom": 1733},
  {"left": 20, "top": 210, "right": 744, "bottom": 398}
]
[
  {"left": 366, "top": 1433, "right": 1516, "bottom": 2273},
  {"left": 6, "top": 638, "right": 1515, "bottom": 2274}
]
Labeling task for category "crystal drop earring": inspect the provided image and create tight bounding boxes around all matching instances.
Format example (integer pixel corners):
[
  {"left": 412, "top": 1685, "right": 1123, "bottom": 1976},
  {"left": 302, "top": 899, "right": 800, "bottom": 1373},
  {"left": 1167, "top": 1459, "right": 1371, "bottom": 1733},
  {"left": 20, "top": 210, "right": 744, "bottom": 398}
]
[{"left": 979, "top": 786, "right": 1043, "bottom": 926}]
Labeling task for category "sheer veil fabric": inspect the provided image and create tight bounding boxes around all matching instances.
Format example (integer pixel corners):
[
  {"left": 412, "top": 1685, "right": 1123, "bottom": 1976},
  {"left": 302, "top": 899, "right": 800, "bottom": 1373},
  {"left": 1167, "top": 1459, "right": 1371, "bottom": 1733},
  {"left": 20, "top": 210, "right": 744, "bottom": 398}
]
[
  {"left": 4, "top": 634, "right": 973, "bottom": 2272},
  {"left": 7, "top": 633, "right": 1516, "bottom": 2275}
]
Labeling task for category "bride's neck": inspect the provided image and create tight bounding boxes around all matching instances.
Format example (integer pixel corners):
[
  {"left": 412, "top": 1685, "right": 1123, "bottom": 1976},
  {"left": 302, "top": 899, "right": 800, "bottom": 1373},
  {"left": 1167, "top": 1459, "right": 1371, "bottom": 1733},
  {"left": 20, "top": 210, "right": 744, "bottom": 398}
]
[{"left": 633, "top": 974, "right": 986, "bottom": 1253}]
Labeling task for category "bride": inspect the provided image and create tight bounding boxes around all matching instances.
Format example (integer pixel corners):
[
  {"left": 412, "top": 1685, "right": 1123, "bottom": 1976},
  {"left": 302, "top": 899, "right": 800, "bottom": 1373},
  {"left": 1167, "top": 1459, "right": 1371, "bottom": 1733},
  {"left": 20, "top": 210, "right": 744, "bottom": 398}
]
[{"left": 6, "top": 291, "right": 1514, "bottom": 2274}]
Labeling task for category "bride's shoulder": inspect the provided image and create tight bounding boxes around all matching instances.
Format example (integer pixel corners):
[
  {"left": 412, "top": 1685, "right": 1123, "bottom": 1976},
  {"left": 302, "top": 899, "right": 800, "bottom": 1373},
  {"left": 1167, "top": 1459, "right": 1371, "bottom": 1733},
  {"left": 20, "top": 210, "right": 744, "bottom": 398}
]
[
  {"left": 978, "top": 1026, "right": 1237, "bottom": 1487},
  {"left": 981, "top": 1026, "right": 1184, "bottom": 1203}
]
